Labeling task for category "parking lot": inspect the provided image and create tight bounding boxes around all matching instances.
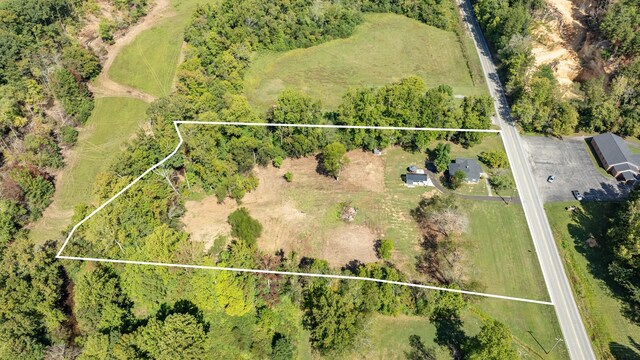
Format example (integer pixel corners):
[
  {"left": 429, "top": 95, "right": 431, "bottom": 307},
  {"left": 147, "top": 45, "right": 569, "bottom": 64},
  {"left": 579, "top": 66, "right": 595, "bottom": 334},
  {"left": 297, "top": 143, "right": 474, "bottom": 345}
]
[{"left": 522, "top": 136, "right": 631, "bottom": 202}]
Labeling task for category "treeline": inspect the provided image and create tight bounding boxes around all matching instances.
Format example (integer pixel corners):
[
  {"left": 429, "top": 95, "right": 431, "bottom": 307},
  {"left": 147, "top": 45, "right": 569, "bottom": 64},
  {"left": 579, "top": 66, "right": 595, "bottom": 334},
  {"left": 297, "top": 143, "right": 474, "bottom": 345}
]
[
  {"left": 183, "top": 79, "right": 491, "bottom": 205},
  {"left": 0, "top": 0, "right": 150, "bottom": 356},
  {"left": 0, "top": 0, "right": 148, "bottom": 251},
  {"left": 473, "top": 0, "right": 580, "bottom": 136},
  {"left": 179, "top": 0, "right": 457, "bottom": 113},
  {"left": 473, "top": 0, "right": 640, "bottom": 137},
  {"left": 607, "top": 189, "right": 640, "bottom": 323},
  {"left": 0, "top": 0, "right": 505, "bottom": 357}
]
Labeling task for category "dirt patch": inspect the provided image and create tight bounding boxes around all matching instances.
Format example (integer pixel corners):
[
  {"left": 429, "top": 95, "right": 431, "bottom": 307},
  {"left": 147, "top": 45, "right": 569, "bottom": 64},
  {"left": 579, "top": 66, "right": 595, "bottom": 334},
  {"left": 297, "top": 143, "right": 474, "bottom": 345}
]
[
  {"left": 320, "top": 225, "right": 379, "bottom": 266},
  {"left": 586, "top": 237, "right": 598, "bottom": 248},
  {"left": 532, "top": 19, "right": 581, "bottom": 92},
  {"left": 340, "top": 151, "right": 385, "bottom": 193},
  {"left": 182, "top": 150, "right": 385, "bottom": 267},
  {"left": 182, "top": 196, "right": 235, "bottom": 249}
]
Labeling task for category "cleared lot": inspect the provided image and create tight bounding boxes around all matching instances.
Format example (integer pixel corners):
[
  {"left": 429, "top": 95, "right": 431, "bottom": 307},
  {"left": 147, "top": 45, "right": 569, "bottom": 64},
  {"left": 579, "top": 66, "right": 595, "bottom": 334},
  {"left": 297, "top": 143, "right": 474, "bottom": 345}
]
[{"left": 522, "top": 136, "right": 630, "bottom": 202}]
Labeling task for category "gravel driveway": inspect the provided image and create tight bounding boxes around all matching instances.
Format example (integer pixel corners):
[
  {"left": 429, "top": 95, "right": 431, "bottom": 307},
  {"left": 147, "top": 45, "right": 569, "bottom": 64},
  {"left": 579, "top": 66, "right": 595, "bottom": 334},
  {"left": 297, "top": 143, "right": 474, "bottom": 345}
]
[{"left": 522, "top": 136, "right": 631, "bottom": 202}]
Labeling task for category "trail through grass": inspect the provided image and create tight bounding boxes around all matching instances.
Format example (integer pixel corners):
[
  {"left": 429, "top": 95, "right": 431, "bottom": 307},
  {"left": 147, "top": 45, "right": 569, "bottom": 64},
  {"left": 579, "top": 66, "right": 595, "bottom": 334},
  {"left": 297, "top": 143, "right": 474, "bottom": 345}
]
[
  {"left": 29, "top": 98, "right": 149, "bottom": 243},
  {"left": 109, "top": 0, "right": 206, "bottom": 97}
]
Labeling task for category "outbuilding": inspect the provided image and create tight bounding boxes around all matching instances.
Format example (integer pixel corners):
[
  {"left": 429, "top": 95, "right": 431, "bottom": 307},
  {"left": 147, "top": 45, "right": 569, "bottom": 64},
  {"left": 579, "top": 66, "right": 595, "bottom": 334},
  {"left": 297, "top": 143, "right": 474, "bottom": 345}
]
[
  {"left": 405, "top": 173, "right": 433, "bottom": 187},
  {"left": 591, "top": 133, "right": 640, "bottom": 184}
]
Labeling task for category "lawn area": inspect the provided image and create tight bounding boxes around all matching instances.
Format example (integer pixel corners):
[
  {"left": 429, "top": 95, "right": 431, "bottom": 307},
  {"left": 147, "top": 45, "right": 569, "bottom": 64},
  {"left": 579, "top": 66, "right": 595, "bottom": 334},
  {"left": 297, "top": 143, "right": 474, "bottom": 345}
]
[
  {"left": 244, "top": 13, "right": 488, "bottom": 110},
  {"left": 108, "top": 0, "right": 207, "bottom": 97},
  {"left": 29, "top": 98, "right": 149, "bottom": 242},
  {"left": 474, "top": 299, "right": 569, "bottom": 359},
  {"left": 546, "top": 201, "right": 640, "bottom": 359},
  {"left": 354, "top": 314, "right": 438, "bottom": 359},
  {"left": 462, "top": 200, "right": 548, "bottom": 300}
]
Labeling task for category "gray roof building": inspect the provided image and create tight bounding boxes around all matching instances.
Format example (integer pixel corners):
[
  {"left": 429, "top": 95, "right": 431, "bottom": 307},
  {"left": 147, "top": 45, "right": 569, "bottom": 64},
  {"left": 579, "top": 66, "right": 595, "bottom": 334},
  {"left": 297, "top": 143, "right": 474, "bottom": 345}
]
[
  {"left": 405, "top": 173, "right": 431, "bottom": 186},
  {"left": 448, "top": 158, "right": 482, "bottom": 183},
  {"left": 591, "top": 133, "right": 639, "bottom": 183}
]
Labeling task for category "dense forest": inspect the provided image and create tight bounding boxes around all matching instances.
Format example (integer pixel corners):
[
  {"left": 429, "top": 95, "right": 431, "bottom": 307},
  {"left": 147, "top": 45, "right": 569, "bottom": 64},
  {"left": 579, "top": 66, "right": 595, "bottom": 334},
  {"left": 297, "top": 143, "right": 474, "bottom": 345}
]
[
  {"left": 473, "top": 0, "right": 640, "bottom": 137},
  {"left": 0, "top": 0, "right": 515, "bottom": 358}
]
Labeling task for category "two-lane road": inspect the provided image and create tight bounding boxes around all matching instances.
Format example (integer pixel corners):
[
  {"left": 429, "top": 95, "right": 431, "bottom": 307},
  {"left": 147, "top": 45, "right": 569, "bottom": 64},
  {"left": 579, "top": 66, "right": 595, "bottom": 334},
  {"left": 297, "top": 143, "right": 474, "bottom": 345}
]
[{"left": 457, "top": 0, "right": 596, "bottom": 359}]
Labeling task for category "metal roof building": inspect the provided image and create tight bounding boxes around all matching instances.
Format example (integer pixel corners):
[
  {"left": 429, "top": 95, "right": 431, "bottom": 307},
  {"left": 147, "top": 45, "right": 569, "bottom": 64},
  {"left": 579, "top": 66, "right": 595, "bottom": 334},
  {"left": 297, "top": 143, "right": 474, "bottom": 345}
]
[{"left": 591, "top": 133, "right": 639, "bottom": 183}]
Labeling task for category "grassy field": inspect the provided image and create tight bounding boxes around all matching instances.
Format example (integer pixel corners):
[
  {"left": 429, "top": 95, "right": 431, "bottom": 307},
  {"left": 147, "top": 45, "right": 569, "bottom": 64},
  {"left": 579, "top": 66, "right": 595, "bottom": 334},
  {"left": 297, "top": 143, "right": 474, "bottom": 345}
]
[
  {"left": 244, "top": 13, "right": 488, "bottom": 110},
  {"left": 29, "top": 98, "right": 149, "bottom": 242},
  {"left": 109, "top": 0, "right": 206, "bottom": 97},
  {"left": 354, "top": 314, "right": 438, "bottom": 359},
  {"left": 474, "top": 299, "right": 569, "bottom": 359},
  {"left": 462, "top": 200, "right": 548, "bottom": 299},
  {"left": 546, "top": 201, "right": 640, "bottom": 359}
]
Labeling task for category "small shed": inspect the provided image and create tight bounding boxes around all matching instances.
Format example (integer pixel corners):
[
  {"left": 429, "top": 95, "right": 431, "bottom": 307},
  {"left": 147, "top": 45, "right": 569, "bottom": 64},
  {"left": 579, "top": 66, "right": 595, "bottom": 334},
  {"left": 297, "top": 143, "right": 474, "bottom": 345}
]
[
  {"left": 405, "top": 173, "right": 434, "bottom": 187},
  {"left": 373, "top": 148, "right": 382, "bottom": 156}
]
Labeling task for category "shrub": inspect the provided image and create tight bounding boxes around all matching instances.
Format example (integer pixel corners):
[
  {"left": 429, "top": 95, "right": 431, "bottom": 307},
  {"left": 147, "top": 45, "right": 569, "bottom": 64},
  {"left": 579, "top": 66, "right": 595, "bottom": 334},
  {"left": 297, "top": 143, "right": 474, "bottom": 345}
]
[
  {"left": 377, "top": 239, "right": 394, "bottom": 260},
  {"left": 433, "top": 143, "right": 451, "bottom": 172},
  {"left": 60, "top": 126, "right": 78, "bottom": 146},
  {"left": 227, "top": 208, "right": 262, "bottom": 246},
  {"left": 479, "top": 150, "right": 508, "bottom": 169},
  {"left": 283, "top": 172, "right": 293, "bottom": 182},
  {"left": 62, "top": 45, "right": 101, "bottom": 80},
  {"left": 51, "top": 68, "right": 94, "bottom": 124},
  {"left": 450, "top": 170, "right": 466, "bottom": 189},
  {"left": 273, "top": 156, "right": 283, "bottom": 168},
  {"left": 99, "top": 20, "right": 114, "bottom": 43},
  {"left": 488, "top": 172, "right": 513, "bottom": 192}
]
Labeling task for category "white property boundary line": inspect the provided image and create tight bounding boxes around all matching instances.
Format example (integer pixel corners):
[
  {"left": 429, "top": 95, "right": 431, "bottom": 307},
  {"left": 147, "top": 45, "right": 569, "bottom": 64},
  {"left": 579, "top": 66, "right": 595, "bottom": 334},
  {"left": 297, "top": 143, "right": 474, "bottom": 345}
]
[
  {"left": 57, "top": 255, "right": 552, "bottom": 305},
  {"left": 55, "top": 121, "right": 551, "bottom": 306}
]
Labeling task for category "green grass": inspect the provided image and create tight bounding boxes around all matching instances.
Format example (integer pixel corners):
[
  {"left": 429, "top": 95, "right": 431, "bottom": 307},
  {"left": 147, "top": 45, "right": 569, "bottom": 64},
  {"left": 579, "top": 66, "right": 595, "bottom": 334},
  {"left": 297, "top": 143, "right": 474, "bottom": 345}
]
[
  {"left": 57, "top": 98, "right": 150, "bottom": 208},
  {"left": 109, "top": 0, "right": 207, "bottom": 97},
  {"left": 462, "top": 200, "right": 548, "bottom": 300},
  {"left": 29, "top": 98, "right": 149, "bottom": 242},
  {"left": 244, "top": 13, "right": 488, "bottom": 110},
  {"left": 473, "top": 299, "right": 569, "bottom": 359},
  {"left": 356, "top": 314, "right": 438, "bottom": 359},
  {"left": 453, "top": 181, "right": 489, "bottom": 196},
  {"left": 546, "top": 201, "right": 640, "bottom": 359}
]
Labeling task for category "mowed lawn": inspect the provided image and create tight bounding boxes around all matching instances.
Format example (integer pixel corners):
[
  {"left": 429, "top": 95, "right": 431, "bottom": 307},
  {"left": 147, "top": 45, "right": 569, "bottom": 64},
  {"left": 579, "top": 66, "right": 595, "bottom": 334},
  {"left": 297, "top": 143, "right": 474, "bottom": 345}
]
[
  {"left": 109, "top": 0, "right": 207, "bottom": 97},
  {"left": 546, "top": 201, "right": 640, "bottom": 359},
  {"left": 244, "top": 13, "right": 488, "bottom": 110},
  {"left": 463, "top": 201, "right": 548, "bottom": 300},
  {"left": 29, "top": 98, "right": 149, "bottom": 242}
]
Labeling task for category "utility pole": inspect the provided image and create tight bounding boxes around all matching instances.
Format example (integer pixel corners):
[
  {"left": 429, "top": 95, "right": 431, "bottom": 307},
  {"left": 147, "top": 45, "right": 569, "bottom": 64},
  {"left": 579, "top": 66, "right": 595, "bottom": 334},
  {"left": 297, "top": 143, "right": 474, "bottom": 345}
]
[{"left": 549, "top": 338, "right": 564, "bottom": 354}]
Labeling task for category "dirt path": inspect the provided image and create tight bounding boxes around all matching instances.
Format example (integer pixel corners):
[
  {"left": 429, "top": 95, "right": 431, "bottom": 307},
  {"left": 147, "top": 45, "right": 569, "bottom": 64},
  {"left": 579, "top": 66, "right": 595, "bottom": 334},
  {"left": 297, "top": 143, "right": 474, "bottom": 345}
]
[
  {"left": 90, "top": 0, "right": 174, "bottom": 103},
  {"left": 30, "top": 1, "right": 176, "bottom": 243}
]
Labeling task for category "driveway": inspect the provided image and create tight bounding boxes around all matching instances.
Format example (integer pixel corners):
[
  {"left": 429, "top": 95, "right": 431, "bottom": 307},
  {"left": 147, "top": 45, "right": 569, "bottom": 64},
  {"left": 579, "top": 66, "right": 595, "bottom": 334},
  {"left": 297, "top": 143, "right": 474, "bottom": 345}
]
[{"left": 522, "top": 136, "right": 630, "bottom": 202}]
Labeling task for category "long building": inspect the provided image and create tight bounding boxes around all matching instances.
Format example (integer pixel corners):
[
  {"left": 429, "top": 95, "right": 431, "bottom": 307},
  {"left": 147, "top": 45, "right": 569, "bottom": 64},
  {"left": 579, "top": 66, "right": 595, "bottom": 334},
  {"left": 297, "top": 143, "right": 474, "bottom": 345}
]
[{"left": 591, "top": 132, "right": 640, "bottom": 184}]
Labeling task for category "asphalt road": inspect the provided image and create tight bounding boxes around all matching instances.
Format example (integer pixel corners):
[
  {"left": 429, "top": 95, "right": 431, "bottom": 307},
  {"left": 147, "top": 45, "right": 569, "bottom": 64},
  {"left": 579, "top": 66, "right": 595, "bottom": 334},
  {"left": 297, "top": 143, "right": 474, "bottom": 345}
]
[{"left": 457, "top": 1, "right": 596, "bottom": 359}]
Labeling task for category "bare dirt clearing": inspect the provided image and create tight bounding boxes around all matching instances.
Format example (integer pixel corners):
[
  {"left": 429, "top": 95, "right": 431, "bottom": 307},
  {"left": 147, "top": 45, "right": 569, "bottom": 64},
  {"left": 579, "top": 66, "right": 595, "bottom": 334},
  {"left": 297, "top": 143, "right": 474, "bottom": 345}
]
[
  {"left": 532, "top": 18, "right": 580, "bottom": 91},
  {"left": 183, "top": 150, "right": 384, "bottom": 267}
]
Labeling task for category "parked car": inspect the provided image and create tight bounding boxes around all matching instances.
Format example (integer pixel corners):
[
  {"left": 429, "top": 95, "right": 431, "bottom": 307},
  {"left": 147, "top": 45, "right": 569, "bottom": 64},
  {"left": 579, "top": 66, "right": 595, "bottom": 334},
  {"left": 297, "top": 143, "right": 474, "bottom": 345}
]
[
  {"left": 571, "top": 190, "right": 583, "bottom": 201},
  {"left": 547, "top": 175, "right": 556, "bottom": 183}
]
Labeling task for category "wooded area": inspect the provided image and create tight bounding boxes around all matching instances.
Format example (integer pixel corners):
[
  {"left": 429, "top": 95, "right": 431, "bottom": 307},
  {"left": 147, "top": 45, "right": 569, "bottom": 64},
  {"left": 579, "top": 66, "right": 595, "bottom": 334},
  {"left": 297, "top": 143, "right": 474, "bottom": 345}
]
[
  {"left": 0, "top": 0, "right": 594, "bottom": 358},
  {"left": 473, "top": 0, "right": 640, "bottom": 137}
]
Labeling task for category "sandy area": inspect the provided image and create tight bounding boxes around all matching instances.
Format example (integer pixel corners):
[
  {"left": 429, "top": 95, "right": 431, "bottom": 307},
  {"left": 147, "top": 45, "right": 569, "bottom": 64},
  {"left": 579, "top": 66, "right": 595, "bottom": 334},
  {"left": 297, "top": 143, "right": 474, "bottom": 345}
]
[
  {"left": 532, "top": 19, "right": 580, "bottom": 90},
  {"left": 182, "top": 150, "right": 383, "bottom": 267}
]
